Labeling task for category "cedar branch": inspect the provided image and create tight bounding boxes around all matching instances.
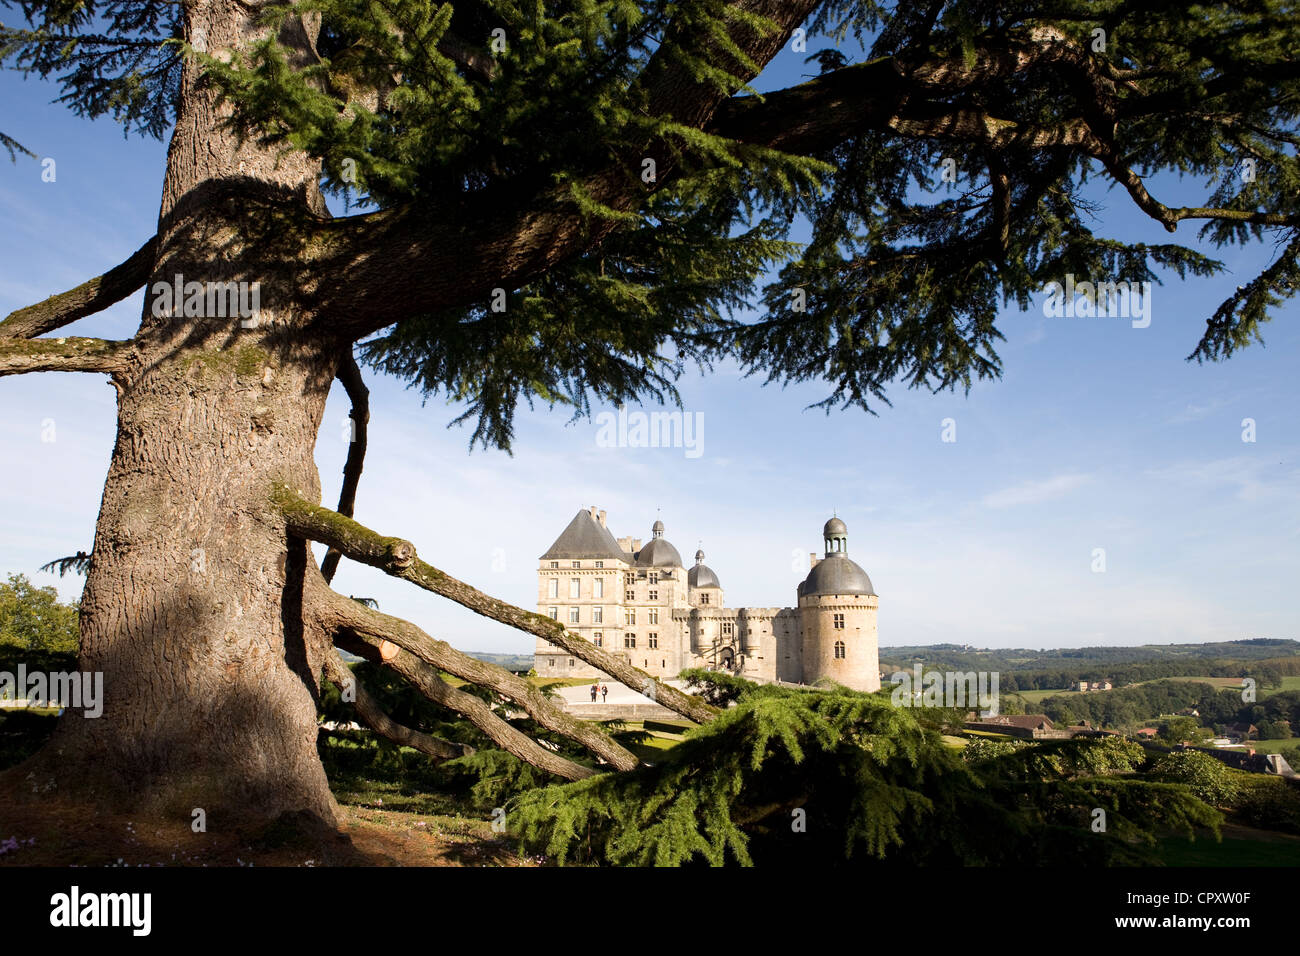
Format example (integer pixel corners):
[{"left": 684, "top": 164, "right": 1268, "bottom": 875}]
[
  {"left": 0, "top": 336, "right": 134, "bottom": 377},
  {"left": 321, "top": 647, "right": 470, "bottom": 761},
  {"left": 276, "top": 485, "right": 719, "bottom": 725},
  {"left": 0, "top": 235, "right": 156, "bottom": 338},
  {"left": 298, "top": 557, "right": 641, "bottom": 769}
]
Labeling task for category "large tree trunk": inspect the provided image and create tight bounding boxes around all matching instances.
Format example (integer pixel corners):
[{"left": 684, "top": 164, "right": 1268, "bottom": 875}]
[
  {"left": 11, "top": 0, "right": 343, "bottom": 829},
  {"left": 29, "top": 326, "right": 340, "bottom": 826}
]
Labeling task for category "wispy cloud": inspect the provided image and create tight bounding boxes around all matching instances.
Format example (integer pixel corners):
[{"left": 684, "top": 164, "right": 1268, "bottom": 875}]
[{"left": 982, "top": 473, "right": 1092, "bottom": 510}]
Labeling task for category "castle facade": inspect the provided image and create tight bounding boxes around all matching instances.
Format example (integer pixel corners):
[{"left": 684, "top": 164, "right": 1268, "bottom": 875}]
[{"left": 533, "top": 507, "right": 880, "bottom": 691}]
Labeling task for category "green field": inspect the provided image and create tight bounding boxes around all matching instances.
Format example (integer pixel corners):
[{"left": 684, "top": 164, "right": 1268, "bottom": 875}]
[{"left": 1156, "top": 828, "right": 1300, "bottom": 866}]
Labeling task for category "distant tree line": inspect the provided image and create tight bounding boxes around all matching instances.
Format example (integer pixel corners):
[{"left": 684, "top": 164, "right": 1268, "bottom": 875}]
[
  {"left": 880, "top": 640, "right": 1299, "bottom": 676},
  {"left": 999, "top": 658, "right": 1297, "bottom": 692},
  {"left": 1039, "top": 681, "right": 1300, "bottom": 738}
]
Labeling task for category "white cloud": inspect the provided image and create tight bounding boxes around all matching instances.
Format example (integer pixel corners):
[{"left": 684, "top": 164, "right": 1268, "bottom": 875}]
[{"left": 981, "top": 473, "right": 1092, "bottom": 510}]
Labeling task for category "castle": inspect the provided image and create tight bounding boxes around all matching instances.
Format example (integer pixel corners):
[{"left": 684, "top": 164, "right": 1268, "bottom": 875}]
[{"left": 533, "top": 507, "right": 880, "bottom": 691}]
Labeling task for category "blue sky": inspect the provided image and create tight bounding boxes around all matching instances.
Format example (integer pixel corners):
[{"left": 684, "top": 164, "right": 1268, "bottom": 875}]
[{"left": 1, "top": 33, "right": 1297, "bottom": 655}]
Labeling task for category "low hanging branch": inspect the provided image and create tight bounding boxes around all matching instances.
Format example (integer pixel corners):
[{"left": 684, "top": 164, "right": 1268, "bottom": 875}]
[
  {"left": 0, "top": 235, "right": 156, "bottom": 339},
  {"left": 305, "top": 578, "right": 597, "bottom": 781},
  {"left": 275, "top": 485, "right": 719, "bottom": 725},
  {"left": 321, "top": 352, "right": 369, "bottom": 584},
  {"left": 321, "top": 647, "right": 470, "bottom": 761},
  {"left": 335, "top": 628, "right": 596, "bottom": 781},
  {"left": 303, "top": 565, "right": 639, "bottom": 772},
  {"left": 0, "top": 336, "right": 134, "bottom": 377}
]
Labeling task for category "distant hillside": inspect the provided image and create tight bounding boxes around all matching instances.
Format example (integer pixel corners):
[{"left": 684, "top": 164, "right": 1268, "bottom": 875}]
[
  {"left": 881, "top": 640, "right": 1299, "bottom": 672},
  {"left": 879, "top": 640, "right": 1300, "bottom": 691},
  {"left": 467, "top": 652, "right": 535, "bottom": 673}
]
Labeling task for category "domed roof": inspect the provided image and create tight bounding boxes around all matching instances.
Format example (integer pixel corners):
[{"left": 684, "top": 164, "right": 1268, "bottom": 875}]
[
  {"left": 688, "top": 549, "right": 721, "bottom": 589},
  {"left": 824, "top": 516, "right": 847, "bottom": 536},
  {"left": 636, "top": 538, "right": 682, "bottom": 568},
  {"left": 689, "top": 564, "right": 721, "bottom": 589},
  {"left": 635, "top": 520, "right": 682, "bottom": 568},
  {"left": 799, "top": 554, "right": 875, "bottom": 598}
]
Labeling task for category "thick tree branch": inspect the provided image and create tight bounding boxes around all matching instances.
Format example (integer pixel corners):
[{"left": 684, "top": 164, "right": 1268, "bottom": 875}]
[
  {"left": 321, "top": 352, "right": 369, "bottom": 583},
  {"left": 276, "top": 486, "right": 719, "bottom": 725},
  {"left": 0, "top": 336, "right": 134, "bottom": 377},
  {"left": 0, "top": 235, "right": 156, "bottom": 338},
  {"left": 321, "top": 647, "right": 469, "bottom": 761},
  {"left": 304, "top": 577, "right": 602, "bottom": 780},
  {"left": 331, "top": 624, "right": 595, "bottom": 781},
  {"left": 297, "top": 555, "right": 642, "bottom": 768}
]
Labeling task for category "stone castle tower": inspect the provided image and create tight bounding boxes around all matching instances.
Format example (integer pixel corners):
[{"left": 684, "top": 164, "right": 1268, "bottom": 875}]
[
  {"left": 533, "top": 509, "right": 880, "bottom": 691},
  {"left": 797, "top": 517, "right": 881, "bottom": 692}
]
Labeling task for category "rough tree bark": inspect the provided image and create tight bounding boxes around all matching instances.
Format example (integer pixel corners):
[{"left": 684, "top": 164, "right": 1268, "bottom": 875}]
[{"left": 10, "top": 0, "right": 346, "bottom": 827}]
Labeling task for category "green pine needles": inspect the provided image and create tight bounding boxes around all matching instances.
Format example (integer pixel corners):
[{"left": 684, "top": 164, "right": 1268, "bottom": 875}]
[{"left": 503, "top": 673, "right": 1222, "bottom": 866}]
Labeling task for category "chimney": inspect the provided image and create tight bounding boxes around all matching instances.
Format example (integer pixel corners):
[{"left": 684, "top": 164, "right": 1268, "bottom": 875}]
[
  {"left": 590, "top": 505, "right": 598, "bottom": 520},
  {"left": 809, "top": 552, "right": 819, "bottom": 570},
  {"left": 598, "top": 510, "right": 607, "bottom": 527}
]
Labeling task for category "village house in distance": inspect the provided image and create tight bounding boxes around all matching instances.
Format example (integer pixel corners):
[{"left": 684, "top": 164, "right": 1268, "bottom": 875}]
[{"left": 534, "top": 507, "right": 881, "bottom": 691}]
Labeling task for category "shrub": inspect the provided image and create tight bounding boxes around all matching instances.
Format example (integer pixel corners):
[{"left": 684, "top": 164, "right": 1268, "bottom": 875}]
[{"left": 1150, "top": 751, "right": 1239, "bottom": 805}]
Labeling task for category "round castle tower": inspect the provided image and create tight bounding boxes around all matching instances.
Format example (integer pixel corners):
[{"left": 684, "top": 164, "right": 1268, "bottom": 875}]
[{"left": 797, "top": 517, "right": 880, "bottom": 691}]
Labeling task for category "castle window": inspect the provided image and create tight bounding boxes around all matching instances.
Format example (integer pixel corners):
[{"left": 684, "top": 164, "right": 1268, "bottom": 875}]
[
  {"left": 700, "top": 593, "right": 710, "bottom": 605},
  {"left": 834, "top": 641, "right": 846, "bottom": 659},
  {"left": 625, "top": 589, "right": 635, "bottom": 602},
  {"left": 624, "top": 609, "right": 636, "bottom": 626},
  {"left": 570, "top": 578, "right": 581, "bottom": 598},
  {"left": 649, "top": 571, "right": 659, "bottom": 584},
  {"left": 547, "top": 658, "right": 554, "bottom": 667},
  {"left": 548, "top": 607, "right": 558, "bottom": 620},
  {"left": 572, "top": 561, "right": 581, "bottom": 569},
  {"left": 722, "top": 622, "right": 733, "bottom": 636},
  {"left": 624, "top": 634, "right": 636, "bottom": 649},
  {"left": 648, "top": 589, "right": 658, "bottom": 601},
  {"left": 648, "top": 633, "right": 659, "bottom": 649},
  {"left": 833, "top": 613, "right": 845, "bottom": 630},
  {"left": 548, "top": 579, "right": 559, "bottom": 599},
  {"left": 594, "top": 579, "right": 604, "bottom": 599},
  {"left": 593, "top": 632, "right": 602, "bottom": 647},
  {"left": 595, "top": 561, "right": 604, "bottom": 569},
  {"left": 568, "top": 607, "right": 580, "bottom": 624},
  {"left": 626, "top": 573, "right": 635, "bottom": 585},
  {"left": 648, "top": 608, "right": 659, "bottom": 625},
  {"left": 568, "top": 658, "right": 574, "bottom": 667},
  {"left": 549, "top": 561, "right": 559, "bottom": 569},
  {"left": 661, "top": 660, "right": 665, "bottom": 669},
  {"left": 593, "top": 607, "right": 603, "bottom": 624}
]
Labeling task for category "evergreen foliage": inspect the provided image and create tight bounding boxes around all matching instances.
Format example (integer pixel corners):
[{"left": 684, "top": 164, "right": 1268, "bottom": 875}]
[
  {"left": 506, "top": 673, "right": 1220, "bottom": 866},
  {"left": 7, "top": 1, "right": 1296, "bottom": 447}
]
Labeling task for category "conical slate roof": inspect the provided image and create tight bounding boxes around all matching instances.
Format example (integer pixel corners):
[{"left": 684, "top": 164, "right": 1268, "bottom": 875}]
[{"left": 541, "top": 510, "right": 630, "bottom": 561}]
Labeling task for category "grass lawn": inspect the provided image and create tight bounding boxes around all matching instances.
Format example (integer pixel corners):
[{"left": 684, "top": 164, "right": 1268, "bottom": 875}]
[
  {"left": 1232, "top": 737, "right": 1298, "bottom": 754},
  {"left": 1155, "top": 826, "right": 1300, "bottom": 866},
  {"left": 1015, "top": 688, "right": 1079, "bottom": 704}
]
